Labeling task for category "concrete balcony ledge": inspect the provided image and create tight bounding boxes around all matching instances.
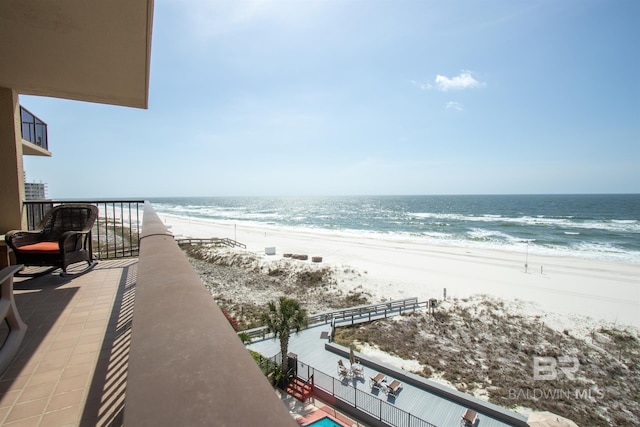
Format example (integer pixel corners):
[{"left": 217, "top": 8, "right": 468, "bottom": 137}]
[{"left": 124, "top": 203, "right": 296, "bottom": 426}]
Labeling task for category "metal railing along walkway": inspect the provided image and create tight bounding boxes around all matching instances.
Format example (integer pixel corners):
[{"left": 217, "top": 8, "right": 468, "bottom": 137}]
[
  {"left": 257, "top": 352, "right": 437, "bottom": 427},
  {"left": 242, "top": 297, "right": 425, "bottom": 342},
  {"left": 299, "top": 359, "right": 437, "bottom": 427}
]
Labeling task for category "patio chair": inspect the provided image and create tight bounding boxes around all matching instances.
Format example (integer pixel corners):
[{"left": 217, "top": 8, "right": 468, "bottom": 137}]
[
  {"left": 351, "top": 363, "right": 364, "bottom": 379},
  {"left": 369, "top": 372, "right": 386, "bottom": 390},
  {"left": 460, "top": 408, "right": 478, "bottom": 426},
  {"left": 385, "top": 379, "right": 402, "bottom": 397},
  {"left": 337, "top": 359, "right": 351, "bottom": 378},
  {"left": 5, "top": 204, "right": 98, "bottom": 276}
]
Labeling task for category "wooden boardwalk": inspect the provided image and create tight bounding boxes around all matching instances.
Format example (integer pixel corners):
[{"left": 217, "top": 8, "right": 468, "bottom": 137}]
[
  {"left": 243, "top": 298, "right": 422, "bottom": 342},
  {"left": 175, "top": 237, "right": 246, "bottom": 249}
]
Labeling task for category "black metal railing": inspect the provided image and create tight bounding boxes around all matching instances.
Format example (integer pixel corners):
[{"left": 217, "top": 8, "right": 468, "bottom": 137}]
[
  {"left": 23, "top": 200, "right": 143, "bottom": 260},
  {"left": 259, "top": 353, "right": 436, "bottom": 427},
  {"left": 255, "top": 352, "right": 281, "bottom": 376},
  {"left": 295, "top": 359, "right": 437, "bottom": 427},
  {"left": 20, "top": 106, "right": 48, "bottom": 150}
]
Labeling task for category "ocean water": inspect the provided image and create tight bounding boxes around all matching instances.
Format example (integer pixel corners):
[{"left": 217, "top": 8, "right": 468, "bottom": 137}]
[{"left": 149, "top": 194, "right": 640, "bottom": 264}]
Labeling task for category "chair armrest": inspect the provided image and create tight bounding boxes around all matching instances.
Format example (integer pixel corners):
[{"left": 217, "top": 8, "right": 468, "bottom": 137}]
[
  {"left": 59, "top": 230, "right": 88, "bottom": 253},
  {"left": 5, "top": 230, "right": 43, "bottom": 251}
]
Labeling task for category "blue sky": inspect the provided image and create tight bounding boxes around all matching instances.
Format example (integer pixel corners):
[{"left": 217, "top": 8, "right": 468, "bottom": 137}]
[{"left": 21, "top": 0, "right": 640, "bottom": 198}]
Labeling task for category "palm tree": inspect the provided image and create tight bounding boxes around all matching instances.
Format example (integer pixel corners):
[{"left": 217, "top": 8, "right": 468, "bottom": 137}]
[{"left": 261, "top": 297, "right": 308, "bottom": 376}]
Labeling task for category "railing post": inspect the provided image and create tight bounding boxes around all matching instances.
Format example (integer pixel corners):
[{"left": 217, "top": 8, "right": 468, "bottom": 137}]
[{"left": 354, "top": 384, "right": 357, "bottom": 408}]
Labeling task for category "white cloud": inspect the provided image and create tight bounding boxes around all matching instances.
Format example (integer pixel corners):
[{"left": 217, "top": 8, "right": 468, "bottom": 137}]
[
  {"left": 412, "top": 71, "right": 485, "bottom": 93},
  {"left": 446, "top": 102, "right": 464, "bottom": 112},
  {"left": 435, "top": 71, "right": 485, "bottom": 91}
]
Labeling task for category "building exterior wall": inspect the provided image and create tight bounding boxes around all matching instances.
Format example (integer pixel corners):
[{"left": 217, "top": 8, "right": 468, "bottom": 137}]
[{"left": 0, "top": 88, "right": 26, "bottom": 232}]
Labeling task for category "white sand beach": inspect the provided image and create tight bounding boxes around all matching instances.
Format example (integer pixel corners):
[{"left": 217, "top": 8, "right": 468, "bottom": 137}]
[{"left": 162, "top": 214, "right": 640, "bottom": 330}]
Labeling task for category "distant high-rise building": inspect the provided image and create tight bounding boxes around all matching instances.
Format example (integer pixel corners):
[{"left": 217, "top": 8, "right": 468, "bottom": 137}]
[{"left": 24, "top": 182, "right": 47, "bottom": 200}]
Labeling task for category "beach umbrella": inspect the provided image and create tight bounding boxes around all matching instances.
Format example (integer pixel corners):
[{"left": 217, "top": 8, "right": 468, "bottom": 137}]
[
  {"left": 527, "top": 411, "right": 579, "bottom": 427},
  {"left": 349, "top": 346, "right": 355, "bottom": 366}
]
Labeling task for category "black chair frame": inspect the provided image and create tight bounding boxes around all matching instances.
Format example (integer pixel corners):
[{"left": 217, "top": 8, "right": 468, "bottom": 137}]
[{"left": 5, "top": 203, "right": 98, "bottom": 276}]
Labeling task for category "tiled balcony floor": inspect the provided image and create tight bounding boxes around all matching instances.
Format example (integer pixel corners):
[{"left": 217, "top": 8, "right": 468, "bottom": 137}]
[{"left": 0, "top": 259, "right": 137, "bottom": 426}]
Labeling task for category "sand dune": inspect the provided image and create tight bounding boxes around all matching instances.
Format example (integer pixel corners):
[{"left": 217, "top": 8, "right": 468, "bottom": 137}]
[{"left": 161, "top": 214, "right": 639, "bottom": 329}]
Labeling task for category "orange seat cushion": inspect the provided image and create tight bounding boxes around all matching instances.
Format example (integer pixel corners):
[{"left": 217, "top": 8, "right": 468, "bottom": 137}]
[{"left": 17, "top": 242, "right": 60, "bottom": 254}]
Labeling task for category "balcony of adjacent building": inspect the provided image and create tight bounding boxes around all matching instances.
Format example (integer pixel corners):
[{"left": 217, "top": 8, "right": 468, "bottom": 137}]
[{"left": 19, "top": 106, "right": 50, "bottom": 157}]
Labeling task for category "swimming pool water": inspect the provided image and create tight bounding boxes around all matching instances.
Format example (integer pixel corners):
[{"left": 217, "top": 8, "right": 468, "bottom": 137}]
[{"left": 306, "top": 416, "right": 342, "bottom": 427}]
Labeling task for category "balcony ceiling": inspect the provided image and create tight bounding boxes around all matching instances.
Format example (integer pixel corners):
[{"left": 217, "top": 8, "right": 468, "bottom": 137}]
[{"left": 0, "top": 0, "right": 153, "bottom": 109}]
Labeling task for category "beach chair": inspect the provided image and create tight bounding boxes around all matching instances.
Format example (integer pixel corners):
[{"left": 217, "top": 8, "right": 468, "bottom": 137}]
[
  {"left": 5, "top": 204, "right": 98, "bottom": 276},
  {"left": 369, "top": 372, "right": 386, "bottom": 390},
  {"left": 385, "top": 379, "right": 402, "bottom": 397},
  {"left": 351, "top": 363, "right": 364, "bottom": 379},
  {"left": 337, "top": 360, "right": 351, "bottom": 378},
  {"left": 460, "top": 408, "right": 478, "bottom": 426}
]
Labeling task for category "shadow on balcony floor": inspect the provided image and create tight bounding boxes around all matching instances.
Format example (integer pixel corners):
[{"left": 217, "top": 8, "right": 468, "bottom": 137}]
[{"left": 0, "top": 259, "right": 136, "bottom": 426}]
